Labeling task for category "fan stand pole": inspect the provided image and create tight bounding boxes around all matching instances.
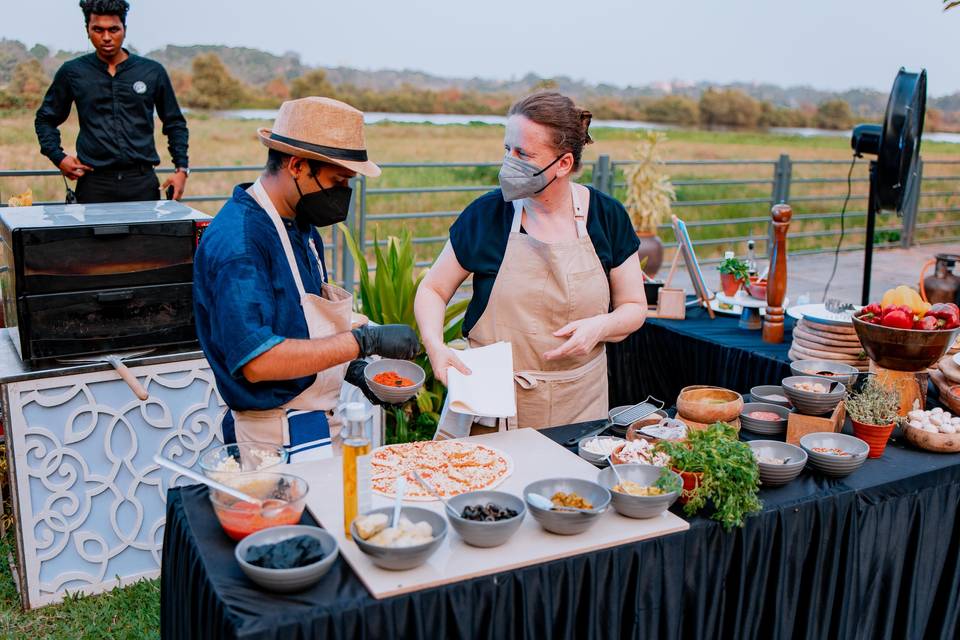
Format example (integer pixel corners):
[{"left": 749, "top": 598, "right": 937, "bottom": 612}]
[{"left": 861, "top": 160, "right": 879, "bottom": 306}]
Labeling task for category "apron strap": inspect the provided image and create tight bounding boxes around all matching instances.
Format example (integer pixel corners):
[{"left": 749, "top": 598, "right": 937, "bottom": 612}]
[
  {"left": 251, "top": 179, "right": 309, "bottom": 298},
  {"left": 510, "top": 182, "right": 590, "bottom": 238}
]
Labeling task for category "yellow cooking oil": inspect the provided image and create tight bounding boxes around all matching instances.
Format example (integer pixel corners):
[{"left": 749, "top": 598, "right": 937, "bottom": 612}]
[
  {"left": 342, "top": 439, "right": 371, "bottom": 536},
  {"left": 341, "top": 402, "right": 372, "bottom": 537}
]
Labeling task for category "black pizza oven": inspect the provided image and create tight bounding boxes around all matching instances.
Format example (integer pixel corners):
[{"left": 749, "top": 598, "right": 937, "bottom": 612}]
[{"left": 0, "top": 200, "right": 211, "bottom": 362}]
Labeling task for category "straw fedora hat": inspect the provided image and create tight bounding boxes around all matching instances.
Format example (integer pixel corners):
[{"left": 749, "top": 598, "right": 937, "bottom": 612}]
[{"left": 257, "top": 97, "right": 381, "bottom": 177}]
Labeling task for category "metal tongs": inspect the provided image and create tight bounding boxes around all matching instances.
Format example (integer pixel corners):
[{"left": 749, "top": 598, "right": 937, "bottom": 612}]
[
  {"left": 59, "top": 349, "right": 153, "bottom": 400},
  {"left": 563, "top": 395, "right": 665, "bottom": 447}
]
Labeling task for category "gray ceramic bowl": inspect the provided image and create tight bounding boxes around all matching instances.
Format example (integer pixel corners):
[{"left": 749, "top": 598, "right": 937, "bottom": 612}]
[
  {"left": 781, "top": 376, "right": 846, "bottom": 416},
  {"left": 739, "top": 403, "right": 790, "bottom": 435},
  {"left": 234, "top": 525, "right": 339, "bottom": 593},
  {"left": 747, "top": 440, "right": 807, "bottom": 486},
  {"left": 595, "top": 464, "right": 681, "bottom": 519},
  {"left": 363, "top": 359, "right": 426, "bottom": 404},
  {"left": 749, "top": 385, "right": 793, "bottom": 408},
  {"left": 799, "top": 432, "right": 869, "bottom": 477},
  {"left": 445, "top": 490, "right": 526, "bottom": 548},
  {"left": 789, "top": 360, "right": 860, "bottom": 388},
  {"left": 577, "top": 435, "right": 626, "bottom": 466},
  {"left": 351, "top": 506, "right": 447, "bottom": 570},
  {"left": 523, "top": 478, "right": 610, "bottom": 535}
]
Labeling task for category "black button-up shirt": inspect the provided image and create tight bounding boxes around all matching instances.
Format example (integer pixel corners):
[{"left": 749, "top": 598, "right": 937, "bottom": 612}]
[{"left": 34, "top": 51, "right": 189, "bottom": 170}]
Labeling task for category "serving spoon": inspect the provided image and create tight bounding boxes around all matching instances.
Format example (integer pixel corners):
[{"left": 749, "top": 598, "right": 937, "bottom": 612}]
[
  {"left": 391, "top": 476, "right": 407, "bottom": 528},
  {"left": 413, "top": 470, "right": 460, "bottom": 518}
]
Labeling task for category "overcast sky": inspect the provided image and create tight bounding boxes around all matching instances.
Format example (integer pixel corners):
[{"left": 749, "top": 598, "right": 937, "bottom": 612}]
[{"left": 4, "top": 0, "right": 958, "bottom": 96}]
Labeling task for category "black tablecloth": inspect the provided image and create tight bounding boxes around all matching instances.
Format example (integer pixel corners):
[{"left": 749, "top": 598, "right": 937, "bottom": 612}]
[
  {"left": 608, "top": 305, "right": 795, "bottom": 407},
  {"left": 162, "top": 423, "right": 960, "bottom": 640}
]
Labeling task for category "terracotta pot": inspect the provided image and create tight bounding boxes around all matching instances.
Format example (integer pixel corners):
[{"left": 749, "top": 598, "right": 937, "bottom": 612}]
[
  {"left": 636, "top": 232, "right": 664, "bottom": 276},
  {"left": 850, "top": 418, "right": 895, "bottom": 458},
  {"left": 675, "top": 469, "right": 703, "bottom": 504},
  {"left": 719, "top": 272, "right": 742, "bottom": 296}
]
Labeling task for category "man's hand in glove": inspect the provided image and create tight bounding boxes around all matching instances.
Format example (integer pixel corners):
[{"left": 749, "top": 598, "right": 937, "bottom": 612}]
[
  {"left": 351, "top": 324, "right": 420, "bottom": 360},
  {"left": 344, "top": 359, "right": 401, "bottom": 407}
]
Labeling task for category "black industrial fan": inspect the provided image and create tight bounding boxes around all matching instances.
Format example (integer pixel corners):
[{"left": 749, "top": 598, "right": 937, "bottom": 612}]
[{"left": 850, "top": 68, "right": 927, "bottom": 304}]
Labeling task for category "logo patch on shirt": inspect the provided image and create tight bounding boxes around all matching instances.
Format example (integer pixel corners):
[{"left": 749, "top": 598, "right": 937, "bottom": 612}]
[{"left": 133, "top": 81, "right": 147, "bottom": 94}]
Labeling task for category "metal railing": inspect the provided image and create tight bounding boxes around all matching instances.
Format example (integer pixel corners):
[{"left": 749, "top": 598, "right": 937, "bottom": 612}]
[{"left": 3, "top": 154, "right": 959, "bottom": 293}]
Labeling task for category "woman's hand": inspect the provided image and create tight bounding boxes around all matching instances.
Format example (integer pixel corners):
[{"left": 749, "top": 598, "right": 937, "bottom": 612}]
[
  {"left": 543, "top": 315, "right": 609, "bottom": 361},
  {"left": 426, "top": 344, "right": 472, "bottom": 386}
]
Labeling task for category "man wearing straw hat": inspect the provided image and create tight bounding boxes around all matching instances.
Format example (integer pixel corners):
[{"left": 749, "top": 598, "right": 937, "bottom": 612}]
[{"left": 194, "top": 97, "right": 419, "bottom": 461}]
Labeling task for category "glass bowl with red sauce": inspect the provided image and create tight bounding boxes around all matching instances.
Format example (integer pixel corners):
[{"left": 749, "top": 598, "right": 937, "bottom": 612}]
[{"left": 209, "top": 472, "right": 309, "bottom": 541}]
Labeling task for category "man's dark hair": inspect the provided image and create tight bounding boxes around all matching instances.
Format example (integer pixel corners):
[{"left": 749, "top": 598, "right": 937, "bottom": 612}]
[
  {"left": 79, "top": 0, "right": 130, "bottom": 26},
  {"left": 265, "top": 149, "right": 327, "bottom": 176}
]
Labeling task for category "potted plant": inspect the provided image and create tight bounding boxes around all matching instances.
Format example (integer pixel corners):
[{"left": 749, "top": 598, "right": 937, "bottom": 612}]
[
  {"left": 340, "top": 224, "right": 468, "bottom": 444},
  {"left": 845, "top": 377, "right": 901, "bottom": 458},
  {"left": 655, "top": 422, "right": 762, "bottom": 528},
  {"left": 717, "top": 255, "right": 750, "bottom": 296},
  {"left": 623, "top": 130, "right": 676, "bottom": 277}
]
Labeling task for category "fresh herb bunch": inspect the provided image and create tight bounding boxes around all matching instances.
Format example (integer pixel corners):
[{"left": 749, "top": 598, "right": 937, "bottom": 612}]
[
  {"left": 655, "top": 422, "right": 762, "bottom": 528},
  {"left": 718, "top": 257, "right": 750, "bottom": 282},
  {"left": 845, "top": 377, "right": 900, "bottom": 426}
]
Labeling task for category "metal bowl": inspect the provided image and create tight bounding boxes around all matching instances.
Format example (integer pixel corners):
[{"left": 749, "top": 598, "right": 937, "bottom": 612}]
[
  {"left": 749, "top": 385, "right": 792, "bottom": 408},
  {"left": 350, "top": 506, "right": 447, "bottom": 571},
  {"left": 852, "top": 315, "right": 960, "bottom": 371},
  {"left": 363, "top": 359, "right": 426, "bottom": 404},
  {"left": 789, "top": 360, "right": 860, "bottom": 388},
  {"left": 747, "top": 440, "right": 807, "bottom": 486},
  {"left": 234, "top": 525, "right": 338, "bottom": 593},
  {"left": 595, "top": 464, "right": 681, "bottom": 519},
  {"left": 445, "top": 490, "right": 526, "bottom": 548},
  {"left": 209, "top": 472, "right": 309, "bottom": 541},
  {"left": 739, "top": 402, "right": 790, "bottom": 435},
  {"left": 523, "top": 478, "right": 610, "bottom": 535}
]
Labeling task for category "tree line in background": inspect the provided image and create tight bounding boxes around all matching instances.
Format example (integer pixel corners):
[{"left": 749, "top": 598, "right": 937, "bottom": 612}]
[{"left": 2, "top": 52, "right": 958, "bottom": 132}]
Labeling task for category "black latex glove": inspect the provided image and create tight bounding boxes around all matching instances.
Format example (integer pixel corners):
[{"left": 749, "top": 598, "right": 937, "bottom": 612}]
[
  {"left": 344, "top": 359, "right": 391, "bottom": 407},
  {"left": 351, "top": 324, "right": 420, "bottom": 360}
]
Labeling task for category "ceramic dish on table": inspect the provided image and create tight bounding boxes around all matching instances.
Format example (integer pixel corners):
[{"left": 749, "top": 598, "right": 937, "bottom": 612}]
[
  {"left": 749, "top": 385, "right": 793, "bottom": 408},
  {"left": 596, "top": 464, "right": 681, "bottom": 519},
  {"left": 234, "top": 525, "right": 339, "bottom": 593},
  {"left": 781, "top": 376, "right": 846, "bottom": 416},
  {"left": 739, "top": 402, "right": 790, "bottom": 435},
  {"left": 789, "top": 360, "right": 860, "bottom": 388},
  {"left": 363, "top": 359, "right": 426, "bottom": 404},
  {"left": 350, "top": 506, "right": 447, "bottom": 570},
  {"left": 445, "top": 490, "right": 525, "bottom": 548},
  {"left": 578, "top": 435, "right": 626, "bottom": 466},
  {"left": 747, "top": 440, "right": 806, "bottom": 486},
  {"left": 523, "top": 478, "right": 610, "bottom": 535},
  {"left": 787, "top": 303, "right": 862, "bottom": 326},
  {"left": 799, "top": 432, "right": 868, "bottom": 477}
]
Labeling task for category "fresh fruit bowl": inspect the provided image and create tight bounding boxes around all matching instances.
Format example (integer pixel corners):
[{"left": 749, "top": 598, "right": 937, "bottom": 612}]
[{"left": 852, "top": 316, "right": 960, "bottom": 371}]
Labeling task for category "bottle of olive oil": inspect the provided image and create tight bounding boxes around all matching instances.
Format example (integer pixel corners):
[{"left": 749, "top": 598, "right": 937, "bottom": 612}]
[{"left": 342, "top": 402, "right": 371, "bottom": 537}]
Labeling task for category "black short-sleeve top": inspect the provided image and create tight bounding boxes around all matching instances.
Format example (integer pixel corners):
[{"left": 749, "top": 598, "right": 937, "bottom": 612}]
[{"left": 449, "top": 186, "right": 640, "bottom": 336}]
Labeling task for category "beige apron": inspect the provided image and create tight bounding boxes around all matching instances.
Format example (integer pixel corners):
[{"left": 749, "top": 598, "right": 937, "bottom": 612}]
[
  {"left": 437, "top": 182, "right": 610, "bottom": 436},
  {"left": 231, "top": 179, "right": 353, "bottom": 460}
]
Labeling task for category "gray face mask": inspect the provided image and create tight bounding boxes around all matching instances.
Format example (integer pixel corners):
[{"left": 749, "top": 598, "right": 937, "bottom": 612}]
[{"left": 498, "top": 153, "right": 563, "bottom": 202}]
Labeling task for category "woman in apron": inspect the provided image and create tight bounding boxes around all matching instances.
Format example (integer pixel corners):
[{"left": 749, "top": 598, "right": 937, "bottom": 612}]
[{"left": 415, "top": 92, "right": 648, "bottom": 436}]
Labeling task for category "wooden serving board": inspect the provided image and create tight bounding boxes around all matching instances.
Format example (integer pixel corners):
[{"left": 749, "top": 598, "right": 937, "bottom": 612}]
[
  {"left": 792, "top": 335, "right": 865, "bottom": 356},
  {"left": 789, "top": 342, "right": 866, "bottom": 362},
  {"left": 798, "top": 319, "right": 859, "bottom": 336},
  {"left": 788, "top": 348, "right": 868, "bottom": 369},
  {"left": 294, "top": 429, "right": 689, "bottom": 599},
  {"left": 793, "top": 325, "right": 862, "bottom": 347}
]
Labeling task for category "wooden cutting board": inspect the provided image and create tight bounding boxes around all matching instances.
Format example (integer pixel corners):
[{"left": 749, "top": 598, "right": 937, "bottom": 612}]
[
  {"left": 789, "top": 343, "right": 868, "bottom": 364},
  {"left": 294, "top": 429, "right": 689, "bottom": 600},
  {"left": 792, "top": 335, "right": 865, "bottom": 356},
  {"left": 797, "top": 319, "right": 859, "bottom": 337},
  {"left": 793, "top": 325, "right": 862, "bottom": 347}
]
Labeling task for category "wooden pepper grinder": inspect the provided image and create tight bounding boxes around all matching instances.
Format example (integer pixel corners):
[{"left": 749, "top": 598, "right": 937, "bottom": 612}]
[{"left": 763, "top": 203, "right": 792, "bottom": 343}]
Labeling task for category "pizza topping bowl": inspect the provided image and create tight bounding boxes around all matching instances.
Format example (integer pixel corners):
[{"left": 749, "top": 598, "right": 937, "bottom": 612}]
[
  {"left": 612, "top": 480, "right": 664, "bottom": 497},
  {"left": 372, "top": 371, "right": 415, "bottom": 388},
  {"left": 460, "top": 503, "right": 519, "bottom": 522},
  {"left": 811, "top": 447, "right": 852, "bottom": 457},
  {"left": 748, "top": 411, "right": 782, "bottom": 421},
  {"left": 353, "top": 514, "right": 435, "bottom": 548},
  {"left": 551, "top": 491, "right": 593, "bottom": 510}
]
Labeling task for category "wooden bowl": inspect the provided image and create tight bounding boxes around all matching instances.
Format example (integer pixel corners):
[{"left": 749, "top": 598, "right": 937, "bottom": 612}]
[
  {"left": 676, "top": 385, "right": 743, "bottom": 424},
  {"left": 902, "top": 424, "right": 960, "bottom": 453},
  {"left": 852, "top": 316, "right": 960, "bottom": 371}
]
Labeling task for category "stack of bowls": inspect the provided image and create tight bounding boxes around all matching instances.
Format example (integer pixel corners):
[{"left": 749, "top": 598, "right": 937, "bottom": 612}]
[
  {"left": 363, "top": 359, "right": 426, "bottom": 404},
  {"left": 789, "top": 360, "right": 859, "bottom": 388},
  {"left": 781, "top": 376, "right": 846, "bottom": 416},
  {"left": 523, "top": 478, "right": 610, "bottom": 535},
  {"left": 739, "top": 402, "right": 790, "bottom": 435},
  {"left": 350, "top": 506, "right": 447, "bottom": 570},
  {"left": 749, "top": 385, "right": 792, "bottom": 408},
  {"left": 799, "top": 432, "right": 869, "bottom": 477},
  {"left": 595, "top": 464, "right": 681, "bottom": 519},
  {"left": 445, "top": 490, "right": 525, "bottom": 548},
  {"left": 747, "top": 440, "right": 806, "bottom": 486},
  {"left": 234, "top": 525, "right": 339, "bottom": 593}
]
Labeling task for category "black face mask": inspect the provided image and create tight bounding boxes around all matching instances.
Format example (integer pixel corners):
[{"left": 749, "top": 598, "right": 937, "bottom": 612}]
[{"left": 293, "top": 172, "right": 353, "bottom": 229}]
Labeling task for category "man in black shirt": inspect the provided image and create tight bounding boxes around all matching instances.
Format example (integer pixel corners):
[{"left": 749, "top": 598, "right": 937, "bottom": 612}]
[{"left": 35, "top": 0, "right": 190, "bottom": 204}]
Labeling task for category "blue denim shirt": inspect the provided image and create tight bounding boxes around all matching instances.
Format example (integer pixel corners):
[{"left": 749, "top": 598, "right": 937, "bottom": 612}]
[{"left": 193, "top": 183, "right": 328, "bottom": 411}]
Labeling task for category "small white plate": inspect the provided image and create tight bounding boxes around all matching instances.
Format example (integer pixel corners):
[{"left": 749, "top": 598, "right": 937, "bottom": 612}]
[{"left": 787, "top": 303, "right": 862, "bottom": 326}]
